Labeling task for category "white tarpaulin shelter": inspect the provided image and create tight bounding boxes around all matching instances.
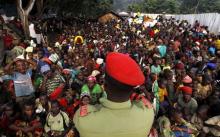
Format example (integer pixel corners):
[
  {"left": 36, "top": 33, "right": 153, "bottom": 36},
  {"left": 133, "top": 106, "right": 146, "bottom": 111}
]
[
  {"left": 138, "top": 13, "right": 220, "bottom": 34},
  {"left": 169, "top": 13, "right": 220, "bottom": 34}
]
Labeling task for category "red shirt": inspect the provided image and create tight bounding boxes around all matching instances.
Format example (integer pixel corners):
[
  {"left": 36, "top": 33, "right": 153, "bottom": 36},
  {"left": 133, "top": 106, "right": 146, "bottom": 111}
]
[
  {"left": 3, "top": 34, "right": 13, "bottom": 49},
  {"left": 149, "top": 29, "right": 155, "bottom": 38}
]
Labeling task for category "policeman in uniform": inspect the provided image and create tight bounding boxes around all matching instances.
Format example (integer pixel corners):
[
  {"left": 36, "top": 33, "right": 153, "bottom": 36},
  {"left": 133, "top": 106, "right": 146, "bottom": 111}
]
[{"left": 73, "top": 52, "right": 154, "bottom": 137}]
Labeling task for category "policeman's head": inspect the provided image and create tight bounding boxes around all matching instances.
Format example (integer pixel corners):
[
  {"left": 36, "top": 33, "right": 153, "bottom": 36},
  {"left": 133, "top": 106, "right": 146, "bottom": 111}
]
[
  {"left": 105, "top": 52, "right": 145, "bottom": 102},
  {"left": 105, "top": 73, "right": 134, "bottom": 100}
]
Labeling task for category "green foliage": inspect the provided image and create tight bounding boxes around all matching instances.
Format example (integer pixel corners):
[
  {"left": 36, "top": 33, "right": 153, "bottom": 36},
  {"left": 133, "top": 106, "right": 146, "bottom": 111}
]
[
  {"left": 46, "top": 0, "right": 113, "bottom": 18},
  {"left": 128, "top": 3, "right": 144, "bottom": 12},
  {"left": 128, "top": 0, "right": 180, "bottom": 14},
  {"left": 128, "top": 0, "right": 220, "bottom": 14},
  {"left": 197, "top": 0, "right": 220, "bottom": 13}
]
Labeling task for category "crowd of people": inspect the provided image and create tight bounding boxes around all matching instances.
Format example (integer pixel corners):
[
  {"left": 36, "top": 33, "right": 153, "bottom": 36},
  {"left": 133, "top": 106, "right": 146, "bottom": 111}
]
[{"left": 0, "top": 14, "right": 220, "bottom": 137}]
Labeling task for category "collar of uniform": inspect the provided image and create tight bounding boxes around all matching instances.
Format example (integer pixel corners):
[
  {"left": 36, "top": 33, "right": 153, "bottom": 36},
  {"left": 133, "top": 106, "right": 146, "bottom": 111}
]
[{"left": 100, "top": 98, "right": 131, "bottom": 109}]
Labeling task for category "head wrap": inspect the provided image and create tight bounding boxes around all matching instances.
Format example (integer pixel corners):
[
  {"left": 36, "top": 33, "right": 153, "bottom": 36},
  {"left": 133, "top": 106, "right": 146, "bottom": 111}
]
[
  {"left": 182, "top": 75, "right": 192, "bottom": 84},
  {"left": 87, "top": 76, "right": 96, "bottom": 82},
  {"left": 175, "top": 62, "right": 184, "bottom": 70},
  {"left": 207, "top": 63, "right": 217, "bottom": 70},
  {"left": 25, "top": 46, "right": 33, "bottom": 53},
  {"left": 91, "top": 70, "right": 100, "bottom": 77},
  {"left": 16, "top": 55, "right": 25, "bottom": 60},
  {"left": 80, "top": 92, "right": 91, "bottom": 99}
]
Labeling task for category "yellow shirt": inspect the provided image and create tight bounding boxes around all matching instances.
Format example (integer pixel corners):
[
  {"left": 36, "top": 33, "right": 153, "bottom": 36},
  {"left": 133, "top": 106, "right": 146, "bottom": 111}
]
[
  {"left": 73, "top": 98, "right": 154, "bottom": 137},
  {"left": 158, "top": 88, "right": 168, "bottom": 102},
  {"left": 194, "top": 83, "right": 212, "bottom": 100},
  {"left": 215, "top": 39, "right": 220, "bottom": 50}
]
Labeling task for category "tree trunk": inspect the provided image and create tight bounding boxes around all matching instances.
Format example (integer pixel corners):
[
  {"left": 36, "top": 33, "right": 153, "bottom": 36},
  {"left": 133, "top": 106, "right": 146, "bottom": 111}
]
[
  {"left": 16, "top": 0, "right": 36, "bottom": 39},
  {"left": 22, "top": 13, "right": 29, "bottom": 38}
]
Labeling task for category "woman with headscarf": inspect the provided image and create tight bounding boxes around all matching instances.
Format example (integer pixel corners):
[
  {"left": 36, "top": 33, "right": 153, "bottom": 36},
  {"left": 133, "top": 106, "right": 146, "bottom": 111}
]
[{"left": 81, "top": 76, "right": 103, "bottom": 105}]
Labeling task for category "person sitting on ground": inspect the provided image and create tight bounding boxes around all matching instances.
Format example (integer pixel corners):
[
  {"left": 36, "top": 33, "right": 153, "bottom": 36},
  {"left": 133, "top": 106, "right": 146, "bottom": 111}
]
[
  {"left": 170, "top": 109, "right": 198, "bottom": 137},
  {"left": 0, "top": 102, "right": 17, "bottom": 136},
  {"left": 191, "top": 105, "right": 209, "bottom": 137},
  {"left": 44, "top": 100, "right": 70, "bottom": 137},
  {"left": 3, "top": 58, "right": 37, "bottom": 107},
  {"left": 176, "top": 86, "right": 198, "bottom": 116},
  {"left": 158, "top": 78, "right": 171, "bottom": 113},
  {"left": 80, "top": 92, "right": 91, "bottom": 106},
  {"left": 9, "top": 101, "right": 42, "bottom": 137},
  {"left": 35, "top": 93, "right": 51, "bottom": 125}
]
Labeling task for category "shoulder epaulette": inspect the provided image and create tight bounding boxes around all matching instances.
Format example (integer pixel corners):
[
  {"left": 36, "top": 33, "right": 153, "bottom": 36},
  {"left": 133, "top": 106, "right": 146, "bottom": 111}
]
[
  {"left": 80, "top": 105, "right": 88, "bottom": 117},
  {"left": 140, "top": 96, "right": 153, "bottom": 109},
  {"left": 79, "top": 104, "right": 98, "bottom": 117}
]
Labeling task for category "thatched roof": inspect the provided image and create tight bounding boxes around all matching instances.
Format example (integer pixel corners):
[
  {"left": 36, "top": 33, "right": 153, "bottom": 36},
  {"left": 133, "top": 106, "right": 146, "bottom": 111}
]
[{"left": 98, "top": 11, "right": 123, "bottom": 24}]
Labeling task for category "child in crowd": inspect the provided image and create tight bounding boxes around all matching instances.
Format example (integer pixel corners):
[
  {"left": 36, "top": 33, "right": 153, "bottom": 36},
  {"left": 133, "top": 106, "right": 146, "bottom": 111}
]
[
  {"left": 44, "top": 100, "right": 70, "bottom": 137},
  {"left": 10, "top": 101, "right": 42, "bottom": 137}
]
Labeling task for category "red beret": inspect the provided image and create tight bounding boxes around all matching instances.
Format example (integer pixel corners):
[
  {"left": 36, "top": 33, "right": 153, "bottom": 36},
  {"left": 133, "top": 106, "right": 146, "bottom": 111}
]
[
  {"left": 179, "top": 86, "right": 192, "bottom": 95},
  {"left": 106, "top": 52, "right": 145, "bottom": 86}
]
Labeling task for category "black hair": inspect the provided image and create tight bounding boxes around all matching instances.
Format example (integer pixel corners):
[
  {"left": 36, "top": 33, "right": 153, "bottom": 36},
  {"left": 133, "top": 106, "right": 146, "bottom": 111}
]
[
  {"left": 39, "top": 92, "right": 48, "bottom": 97},
  {"left": 158, "top": 78, "right": 166, "bottom": 86},
  {"left": 105, "top": 73, "right": 133, "bottom": 92},
  {"left": 23, "top": 100, "right": 34, "bottom": 108},
  {"left": 208, "top": 102, "right": 220, "bottom": 117},
  {"left": 169, "top": 109, "right": 182, "bottom": 117},
  {"left": 51, "top": 100, "right": 60, "bottom": 107},
  {"left": 21, "top": 100, "right": 37, "bottom": 122}
]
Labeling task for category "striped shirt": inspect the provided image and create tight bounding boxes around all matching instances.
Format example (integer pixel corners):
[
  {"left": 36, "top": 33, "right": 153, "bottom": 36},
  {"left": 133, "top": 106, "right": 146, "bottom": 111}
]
[{"left": 45, "top": 73, "right": 65, "bottom": 95}]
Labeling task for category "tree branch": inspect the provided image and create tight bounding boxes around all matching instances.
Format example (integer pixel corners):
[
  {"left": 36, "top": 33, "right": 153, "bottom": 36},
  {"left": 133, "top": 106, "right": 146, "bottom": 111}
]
[
  {"left": 16, "top": 0, "right": 25, "bottom": 16},
  {"left": 26, "top": 0, "right": 36, "bottom": 14},
  {"left": 194, "top": 0, "right": 200, "bottom": 14},
  {"left": 16, "top": 0, "right": 23, "bottom": 10}
]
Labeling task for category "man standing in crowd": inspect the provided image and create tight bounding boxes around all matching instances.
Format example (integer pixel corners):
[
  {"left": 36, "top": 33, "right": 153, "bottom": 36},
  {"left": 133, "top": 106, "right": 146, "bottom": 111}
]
[
  {"left": 73, "top": 52, "right": 154, "bottom": 137},
  {"left": 3, "top": 58, "right": 37, "bottom": 106}
]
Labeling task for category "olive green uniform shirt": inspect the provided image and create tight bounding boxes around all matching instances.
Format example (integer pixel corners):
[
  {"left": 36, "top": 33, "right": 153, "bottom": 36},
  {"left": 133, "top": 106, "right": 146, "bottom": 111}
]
[{"left": 73, "top": 98, "right": 154, "bottom": 137}]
